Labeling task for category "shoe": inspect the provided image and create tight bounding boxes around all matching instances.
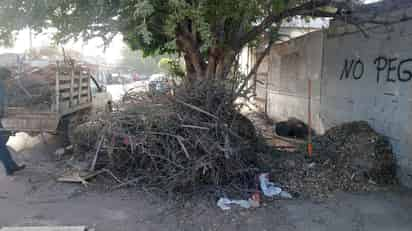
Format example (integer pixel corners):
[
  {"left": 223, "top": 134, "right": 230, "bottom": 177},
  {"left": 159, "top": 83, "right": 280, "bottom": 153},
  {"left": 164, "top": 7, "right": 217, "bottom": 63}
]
[{"left": 6, "top": 164, "right": 25, "bottom": 176}]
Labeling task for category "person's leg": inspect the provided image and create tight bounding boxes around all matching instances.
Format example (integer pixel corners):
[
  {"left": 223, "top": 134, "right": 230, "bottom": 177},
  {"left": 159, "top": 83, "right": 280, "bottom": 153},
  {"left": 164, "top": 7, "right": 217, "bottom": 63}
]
[
  {"left": 0, "top": 134, "right": 18, "bottom": 175},
  {"left": 0, "top": 134, "right": 24, "bottom": 175}
]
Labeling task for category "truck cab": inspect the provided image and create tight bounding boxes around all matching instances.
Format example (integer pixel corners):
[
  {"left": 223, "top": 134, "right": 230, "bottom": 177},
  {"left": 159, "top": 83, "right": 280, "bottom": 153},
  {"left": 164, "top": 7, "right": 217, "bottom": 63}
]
[{"left": 90, "top": 76, "right": 112, "bottom": 113}]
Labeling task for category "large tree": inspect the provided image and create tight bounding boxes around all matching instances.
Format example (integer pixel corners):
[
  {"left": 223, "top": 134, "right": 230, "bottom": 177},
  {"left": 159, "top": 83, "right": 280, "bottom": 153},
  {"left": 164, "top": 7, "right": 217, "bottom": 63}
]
[{"left": 0, "top": 0, "right": 373, "bottom": 83}]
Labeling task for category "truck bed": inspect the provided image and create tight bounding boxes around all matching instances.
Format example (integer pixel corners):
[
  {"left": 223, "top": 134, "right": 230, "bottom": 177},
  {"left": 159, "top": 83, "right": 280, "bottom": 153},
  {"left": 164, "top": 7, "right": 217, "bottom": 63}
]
[
  {"left": 2, "top": 61, "right": 93, "bottom": 133},
  {"left": 1, "top": 109, "right": 59, "bottom": 133},
  {"left": 1, "top": 102, "right": 92, "bottom": 133}
]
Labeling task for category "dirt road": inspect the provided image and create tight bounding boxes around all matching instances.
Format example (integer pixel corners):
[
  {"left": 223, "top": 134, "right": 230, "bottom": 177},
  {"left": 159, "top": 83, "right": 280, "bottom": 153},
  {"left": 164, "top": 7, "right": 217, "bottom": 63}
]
[{"left": 1, "top": 134, "right": 412, "bottom": 231}]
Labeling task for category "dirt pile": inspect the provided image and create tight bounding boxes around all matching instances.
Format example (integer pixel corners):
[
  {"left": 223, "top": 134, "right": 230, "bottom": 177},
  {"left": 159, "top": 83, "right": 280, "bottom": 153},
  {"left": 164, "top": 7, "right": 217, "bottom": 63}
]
[
  {"left": 72, "top": 83, "right": 263, "bottom": 193},
  {"left": 267, "top": 121, "right": 397, "bottom": 199}
]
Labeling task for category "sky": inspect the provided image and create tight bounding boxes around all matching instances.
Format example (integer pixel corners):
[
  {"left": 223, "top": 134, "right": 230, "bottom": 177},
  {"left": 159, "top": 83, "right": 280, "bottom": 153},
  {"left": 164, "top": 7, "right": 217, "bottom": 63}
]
[{"left": 0, "top": 28, "right": 125, "bottom": 65}]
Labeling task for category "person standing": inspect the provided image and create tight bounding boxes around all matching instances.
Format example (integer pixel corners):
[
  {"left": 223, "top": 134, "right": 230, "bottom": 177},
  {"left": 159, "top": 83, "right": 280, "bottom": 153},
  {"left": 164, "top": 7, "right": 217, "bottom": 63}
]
[{"left": 0, "top": 67, "right": 25, "bottom": 175}]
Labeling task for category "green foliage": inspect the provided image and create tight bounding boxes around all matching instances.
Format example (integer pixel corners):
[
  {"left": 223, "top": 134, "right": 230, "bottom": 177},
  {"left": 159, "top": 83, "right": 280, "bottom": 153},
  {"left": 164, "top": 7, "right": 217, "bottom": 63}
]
[
  {"left": 0, "top": 0, "right": 342, "bottom": 79},
  {"left": 0, "top": 0, "right": 302, "bottom": 53},
  {"left": 119, "top": 46, "right": 165, "bottom": 75},
  {"left": 158, "top": 57, "right": 185, "bottom": 78},
  {"left": 0, "top": 0, "right": 49, "bottom": 45}
]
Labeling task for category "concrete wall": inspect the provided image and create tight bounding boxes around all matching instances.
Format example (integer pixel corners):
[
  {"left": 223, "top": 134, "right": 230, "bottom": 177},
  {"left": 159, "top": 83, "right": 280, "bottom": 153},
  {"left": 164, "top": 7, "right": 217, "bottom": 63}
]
[
  {"left": 322, "top": 18, "right": 412, "bottom": 187},
  {"left": 250, "top": 27, "right": 322, "bottom": 111},
  {"left": 258, "top": 15, "right": 412, "bottom": 187},
  {"left": 258, "top": 31, "right": 324, "bottom": 132}
]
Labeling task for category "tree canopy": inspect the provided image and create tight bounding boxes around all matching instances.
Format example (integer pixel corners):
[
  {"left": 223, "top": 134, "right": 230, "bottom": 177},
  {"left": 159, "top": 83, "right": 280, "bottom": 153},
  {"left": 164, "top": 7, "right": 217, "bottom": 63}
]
[
  {"left": 118, "top": 47, "right": 165, "bottom": 76},
  {"left": 0, "top": 0, "right": 370, "bottom": 82}
]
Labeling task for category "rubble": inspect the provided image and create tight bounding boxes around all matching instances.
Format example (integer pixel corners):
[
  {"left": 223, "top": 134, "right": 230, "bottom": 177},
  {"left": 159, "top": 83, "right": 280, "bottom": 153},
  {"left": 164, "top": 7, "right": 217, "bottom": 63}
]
[{"left": 265, "top": 121, "right": 397, "bottom": 199}]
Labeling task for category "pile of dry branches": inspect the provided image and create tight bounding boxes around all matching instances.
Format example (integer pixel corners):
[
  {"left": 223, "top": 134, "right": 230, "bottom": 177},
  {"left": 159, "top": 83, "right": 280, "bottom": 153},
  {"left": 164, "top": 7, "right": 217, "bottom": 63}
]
[
  {"left": 73, "top": 81, "right": 262, "bottom": 193},
  {"left": 3, "top": 61, "right": 85, "bottom": 110}
]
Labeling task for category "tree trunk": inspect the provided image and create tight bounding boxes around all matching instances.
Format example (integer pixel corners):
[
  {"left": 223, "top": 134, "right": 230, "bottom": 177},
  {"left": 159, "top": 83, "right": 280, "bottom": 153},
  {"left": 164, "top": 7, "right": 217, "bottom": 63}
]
[
  {"left": 176, "top": 25, "right": 206, "bottom": 81},
  {"left": 211, "top": 49, "right": 236, "bottom": 80},
  {"left": 179, "top": 50, "right": 197, "bottom": 82},
  {"left": 176, "top": 26, "right": 239, "bottom": 83}
]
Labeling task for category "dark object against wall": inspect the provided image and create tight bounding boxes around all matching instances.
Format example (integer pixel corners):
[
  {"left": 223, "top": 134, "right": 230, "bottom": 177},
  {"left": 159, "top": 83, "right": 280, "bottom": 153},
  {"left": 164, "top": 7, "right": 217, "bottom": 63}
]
[{"left": 274, "top": 118, "right": 315, "bottom": 139}]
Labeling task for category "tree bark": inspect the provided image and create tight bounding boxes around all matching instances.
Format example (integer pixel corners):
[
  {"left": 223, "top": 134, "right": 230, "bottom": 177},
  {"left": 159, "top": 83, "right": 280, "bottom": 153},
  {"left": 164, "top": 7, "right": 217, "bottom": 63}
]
[
  {"left": 205, "top": 46, "right": 221, "bottom": 80},
  {"left": 176, "top": 24, "right": 206, "bottom": 80},
  {"left": 183, "top": 53, "right": 198, "bottom": 83}
]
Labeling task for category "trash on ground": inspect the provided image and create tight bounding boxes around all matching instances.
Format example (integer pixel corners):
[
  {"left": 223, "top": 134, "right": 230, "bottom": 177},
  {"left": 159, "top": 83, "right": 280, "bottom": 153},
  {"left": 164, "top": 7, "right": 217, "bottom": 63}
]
[
  {"left": 57, "top": 169, "right": 123, "bottom": 186},
  {"left": 258, "top": 173, "right": 292, "bottom": 199},
  {"left": 279, "top": 191, "right": 293, "bottom": 199},
  {"left": 0, "top": 226, "right": 87, "bottom": 231},
  {"left": 57, "top": 171, "right": 91, "bottom": 186},
  {"left": 54, "top": 145, "right": 73, "bottom": 160},
  {"left": 273, "top": 118, "right": 315, "bottom": 139},
  {"left": 217, "top": 197, "right": 254, "bottom": 210},
  {"left": 259, "top": 173, "right": 282, "bottom": 197}
]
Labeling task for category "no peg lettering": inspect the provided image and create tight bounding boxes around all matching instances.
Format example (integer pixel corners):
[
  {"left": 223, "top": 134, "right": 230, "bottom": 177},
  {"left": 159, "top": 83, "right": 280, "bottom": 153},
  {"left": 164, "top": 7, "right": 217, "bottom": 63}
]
[{"left": 339, "top": 56, "right": 412, "bottom": 83}]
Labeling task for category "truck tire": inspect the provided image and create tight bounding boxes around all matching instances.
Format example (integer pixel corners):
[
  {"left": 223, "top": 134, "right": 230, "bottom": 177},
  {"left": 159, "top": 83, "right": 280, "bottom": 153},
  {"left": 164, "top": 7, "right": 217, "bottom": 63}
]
[
  {"left": 58, "top": 116, "right": 72, "bottom": 145},
  {"left": 58, "top": 108, "right": 91, "bottom": 145}
]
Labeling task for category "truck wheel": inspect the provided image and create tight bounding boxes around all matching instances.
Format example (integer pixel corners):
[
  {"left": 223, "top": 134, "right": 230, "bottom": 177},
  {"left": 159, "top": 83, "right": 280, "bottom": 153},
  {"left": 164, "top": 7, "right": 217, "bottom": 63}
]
[
  {"left": 58, "top": 116, "right": 72, "bottom": 145},
  {"left": 58, "top": 109, "right": 91, "bottom": 145}
]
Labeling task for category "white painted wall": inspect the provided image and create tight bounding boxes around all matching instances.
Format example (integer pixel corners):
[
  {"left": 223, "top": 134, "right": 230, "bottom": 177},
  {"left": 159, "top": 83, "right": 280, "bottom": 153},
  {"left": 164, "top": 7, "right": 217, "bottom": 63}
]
[
  {"left": 322, "top": 18, "right": 412, "bottom": 187},
  {"left": 262, "top": 31, "right": 324, "bottom": 132}
]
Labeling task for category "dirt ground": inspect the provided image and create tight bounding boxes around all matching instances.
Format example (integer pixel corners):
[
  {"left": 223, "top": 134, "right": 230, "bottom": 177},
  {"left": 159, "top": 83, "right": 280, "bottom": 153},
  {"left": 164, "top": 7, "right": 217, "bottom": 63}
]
[{"left": 1, "top": 133, "right": 412, "bottom": 231}]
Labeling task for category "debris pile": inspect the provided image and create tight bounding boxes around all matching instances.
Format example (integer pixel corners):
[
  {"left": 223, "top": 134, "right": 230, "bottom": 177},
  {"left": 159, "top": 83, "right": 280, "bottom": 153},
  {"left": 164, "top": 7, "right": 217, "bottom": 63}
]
[
  {"left": 267, "top": 121, "right": 397, "bottom": 198},
  {"left": 1, "top": 65, "right": 55, "bottom": 109},
  {"left": 72, "top": 83, "right": 262, "bottom": 193},
  {"left": 1, "top": 61, "right": 86, "bottom": 110}
]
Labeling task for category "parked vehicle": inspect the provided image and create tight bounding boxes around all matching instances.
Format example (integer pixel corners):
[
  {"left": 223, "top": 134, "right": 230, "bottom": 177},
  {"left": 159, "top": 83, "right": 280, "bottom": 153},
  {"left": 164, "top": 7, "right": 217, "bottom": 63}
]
[
  {"left": 148, "top": 73, "right": 171, "bottom": 95},
  {"left": 138, "top": 74, "right": 149, "bottom": 81}
]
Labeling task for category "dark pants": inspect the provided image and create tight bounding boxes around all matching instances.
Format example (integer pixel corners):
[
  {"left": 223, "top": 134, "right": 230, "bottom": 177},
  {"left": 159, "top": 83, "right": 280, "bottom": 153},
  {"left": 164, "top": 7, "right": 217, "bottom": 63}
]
[{"left": 0, "top": 133, "right": 17, "bottom": 175}]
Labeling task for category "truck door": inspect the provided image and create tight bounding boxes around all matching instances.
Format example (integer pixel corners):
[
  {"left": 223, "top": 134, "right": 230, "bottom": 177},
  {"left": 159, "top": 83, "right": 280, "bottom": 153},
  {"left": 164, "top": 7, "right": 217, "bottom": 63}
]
[{"left": 90, "top": 77, "right": 112, "bottom": 112}]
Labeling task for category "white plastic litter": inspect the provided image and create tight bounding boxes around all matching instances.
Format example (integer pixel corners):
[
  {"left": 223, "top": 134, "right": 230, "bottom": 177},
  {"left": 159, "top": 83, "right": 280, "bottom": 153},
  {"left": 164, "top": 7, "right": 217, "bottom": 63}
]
[
  {"left": 279, "top": 191, "right": 293, "bottom": 199},
  {"left": 259, "top": 173, "right": 293, "bottom": 199},
  {"left": 259, "top": 173, "right": 282, "bottom": 197},
  {"left": 217, "top": 197, "right": 252, "bottom": 210},
  {"left": 54, "top": 145, "right": 73, "bottom": 160},
  {"left": 55, "top": 148, "right": 65, "bottom": 156},
  {"left": 308, "top": 162, "right": 316, "bottom": 169}
]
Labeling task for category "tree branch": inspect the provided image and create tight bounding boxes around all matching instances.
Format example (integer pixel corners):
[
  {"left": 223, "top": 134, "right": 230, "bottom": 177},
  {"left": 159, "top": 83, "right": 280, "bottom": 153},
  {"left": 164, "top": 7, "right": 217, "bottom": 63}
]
[
  {"left": 237, "top": 37, "right": 275, "bottom": 95},
  {"left": 301, "top": 9, "right": 412, "bottom": 27},
  {"left": 236, "top": 0, "right": 333, "bottom": 50},
  {"left": 176, "top": 22, "right": 206, "bottom": 77}
]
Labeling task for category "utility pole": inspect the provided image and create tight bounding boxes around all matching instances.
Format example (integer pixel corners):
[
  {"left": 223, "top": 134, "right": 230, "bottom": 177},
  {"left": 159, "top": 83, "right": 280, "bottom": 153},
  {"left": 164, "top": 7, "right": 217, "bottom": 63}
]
[{"left": 28, "top": 27, "right": 33, "bottom": 59}]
